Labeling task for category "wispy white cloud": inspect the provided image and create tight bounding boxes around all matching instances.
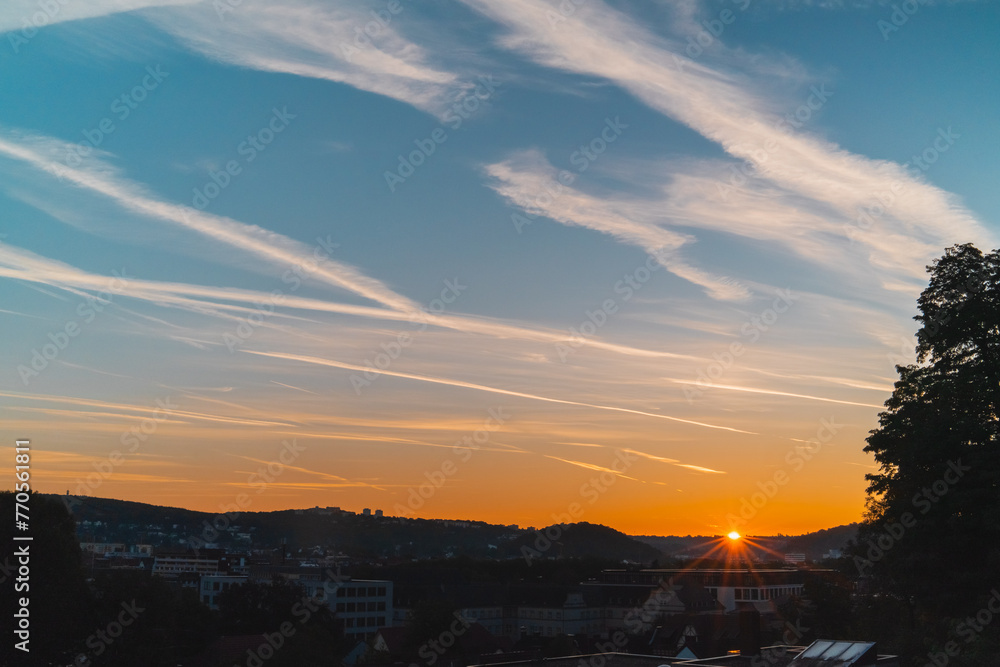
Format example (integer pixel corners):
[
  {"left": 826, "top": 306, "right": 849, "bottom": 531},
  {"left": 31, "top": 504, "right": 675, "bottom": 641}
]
[
  {"left": 243, "top": 349, "right": 758, "bottom": 434},
  {"left": 0, "top": 390, "right": 296, "bottom": 427},
  {"left": 674, "top": 463, "right": 727, "bottom": 474},
  {"left": 144, "top": 0, "right": 463, "bottom": 114},
  {"left": 670, "top": 380, "right": 884, "bottom": 408},
  {"left": 0, "top": 127, "right": 421, "bottom": 313},
  {"left": 485, "top": 150, "right": 750, "bottom": 301},
  {"left": 0, "top": 0, "right": 197, "bottom": 34},
  {"left": 0, "top": 234, "right": 700, "bottom": 365},
  {"left": 464, "top": 0, "right": 994, "bottom": 289},
  {"left": 545, "top": 455, "right": 640, "bottom": 481}
]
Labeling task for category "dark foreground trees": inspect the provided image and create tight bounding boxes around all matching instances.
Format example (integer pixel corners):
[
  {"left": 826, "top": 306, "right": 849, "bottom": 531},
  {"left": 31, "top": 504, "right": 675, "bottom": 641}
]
[
  {"left": 0, "top": 491, "right": 93, "bottom": 666},
  {"left": 856, "top": 244, "right": 1000, "bottom": 661}
]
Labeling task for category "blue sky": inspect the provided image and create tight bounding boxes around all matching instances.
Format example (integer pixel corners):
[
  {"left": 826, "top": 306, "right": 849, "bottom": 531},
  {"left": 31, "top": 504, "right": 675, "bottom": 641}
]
[{"left": 2, "top": 0, "right": 998, "bottom": 535}]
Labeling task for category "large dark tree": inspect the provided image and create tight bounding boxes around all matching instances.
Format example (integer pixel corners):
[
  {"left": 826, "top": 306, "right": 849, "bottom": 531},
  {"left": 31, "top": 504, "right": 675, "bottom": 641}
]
[
  {"left": 858, "top": 244, "right": 1000, "bottom": 645},
  {"left": 0, "top": 491, "right": 94, "bottom": 666}
]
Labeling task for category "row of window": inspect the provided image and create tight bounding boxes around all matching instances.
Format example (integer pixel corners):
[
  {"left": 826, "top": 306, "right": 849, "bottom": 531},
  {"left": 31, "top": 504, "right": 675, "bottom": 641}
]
[
  {"left": 463, "top": 608, "right": 626, "bottom": 621},
  {"left": 336, "top": 601, "right": 387, "bottom": 613},
  {"left": 153, "top": 565, "right": 219, "bottom": 572},
  {"left": 344, "top": 616, "right": 386, "bottom": 628},
  {"left": 730, "top": 587, "right": 801, "bottom": 601},
  {"left": 207, "top": 581, "right": 240, "bottom": 591},
  {"left": 335, "top": 586, "right": 388, "bottom": 598}
]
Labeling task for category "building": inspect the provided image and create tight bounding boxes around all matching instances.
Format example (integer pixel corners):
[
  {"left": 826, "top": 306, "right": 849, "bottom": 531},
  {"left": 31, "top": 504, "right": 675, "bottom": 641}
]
[
  {"left": 153, "top": 554, "right": 220, "bottom": 576},
  {"left": 591, "top": 569, "right": 806, "bottom": 614},
  {"left": 393, "top": 576, "right": 721, "bottom": 644},
  {"left": 199, "top": 574, "right": 249, "bottom": 609},
  {"left": 332, "top": 579, "right": 393, "bottom": 638},
  {"left": 80, "top": 542, "right": 125, "bottom": 554},
  {"left": 469, "top": 640, "right": 899, "bottom": 667}
]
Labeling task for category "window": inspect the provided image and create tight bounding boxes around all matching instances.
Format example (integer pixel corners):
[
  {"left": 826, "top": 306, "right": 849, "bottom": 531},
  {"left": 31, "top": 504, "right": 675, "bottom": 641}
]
[
  {"left": 377, "top": 601, "right": 386, "bottom": 611},
  {"left": 378, "top": 587, "right": 386, "bottom": 596},
  {"left": 368, "top": 587, "right": 377, "bottom": 596},
  {"left": 347, "top": 603, "right": 356, "bottom": 613},
  {"left": 346, "top": 618, "right": 355, "bottom": 628},
  {"left": 368, "top": 601, "right": 377, "bottom": 612}
]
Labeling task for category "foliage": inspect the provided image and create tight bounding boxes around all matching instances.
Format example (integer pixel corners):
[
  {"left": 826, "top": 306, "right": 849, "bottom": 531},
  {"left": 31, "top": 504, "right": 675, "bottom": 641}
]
[
  {"left": 856, "top": 244, "right": 1000, "bottom": 662},
  {"left": 0, "top": 491, "right": 93, "bottom": 666}
]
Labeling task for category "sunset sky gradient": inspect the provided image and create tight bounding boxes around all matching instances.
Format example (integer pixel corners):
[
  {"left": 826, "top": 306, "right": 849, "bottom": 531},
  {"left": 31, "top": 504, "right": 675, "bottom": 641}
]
[{"left": 2, "top": 0, "right": 998, "bottom": 536}]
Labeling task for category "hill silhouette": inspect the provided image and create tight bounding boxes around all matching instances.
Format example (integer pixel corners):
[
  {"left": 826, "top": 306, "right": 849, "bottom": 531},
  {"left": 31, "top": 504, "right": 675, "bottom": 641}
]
[{"left": 52, "top": 494, "right": 854, "bottom": 562}]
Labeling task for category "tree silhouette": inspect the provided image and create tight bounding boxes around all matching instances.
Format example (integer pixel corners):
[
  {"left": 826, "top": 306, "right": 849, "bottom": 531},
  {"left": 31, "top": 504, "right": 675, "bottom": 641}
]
[
  {"left": 857, "top": 244, "right": 1000, "bottom": 657},
  {"left": 0, "top": 491, "right": 93, "bottom": 666}
]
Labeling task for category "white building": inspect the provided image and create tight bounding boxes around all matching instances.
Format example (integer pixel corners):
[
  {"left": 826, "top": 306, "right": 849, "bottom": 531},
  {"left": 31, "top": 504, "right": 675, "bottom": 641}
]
[{"left": 152, "top": 553, "right": 221, "bottom": 577}]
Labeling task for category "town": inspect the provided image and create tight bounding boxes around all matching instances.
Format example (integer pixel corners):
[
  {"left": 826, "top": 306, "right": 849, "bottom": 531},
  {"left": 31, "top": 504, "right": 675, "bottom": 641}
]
[{"left": 34, "top": 494, "right": 899, "bottom": 667}]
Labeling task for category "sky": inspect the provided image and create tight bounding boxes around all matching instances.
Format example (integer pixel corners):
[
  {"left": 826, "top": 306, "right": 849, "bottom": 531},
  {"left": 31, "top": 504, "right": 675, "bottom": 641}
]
[{"left": 2, "top": 0, "right": 998, "bottom": 537}]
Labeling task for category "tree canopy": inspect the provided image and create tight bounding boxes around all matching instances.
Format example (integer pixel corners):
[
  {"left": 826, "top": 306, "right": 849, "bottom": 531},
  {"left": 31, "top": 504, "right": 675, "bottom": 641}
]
[{"left": 859, "top": 243, "right": 1000, "bottom": 613}]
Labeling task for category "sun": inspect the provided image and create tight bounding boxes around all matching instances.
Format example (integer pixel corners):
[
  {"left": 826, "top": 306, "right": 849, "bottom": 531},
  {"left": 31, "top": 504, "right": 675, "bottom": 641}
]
[{"left": 727, "top": 531, "right": 741, "bottom": 541}]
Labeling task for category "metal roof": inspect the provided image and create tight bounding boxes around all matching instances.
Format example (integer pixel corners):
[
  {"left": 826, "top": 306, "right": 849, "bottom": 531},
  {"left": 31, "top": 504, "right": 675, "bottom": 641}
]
[{"left": 790, "top": 640, "right": 876, "bottom": 666}]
